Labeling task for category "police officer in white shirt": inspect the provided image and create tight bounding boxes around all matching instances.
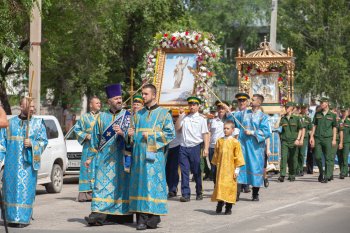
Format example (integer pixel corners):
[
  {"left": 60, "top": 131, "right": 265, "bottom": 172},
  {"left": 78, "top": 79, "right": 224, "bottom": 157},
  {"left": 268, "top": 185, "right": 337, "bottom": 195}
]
[{"left": 175, "top": 97, "right": 209, "bottom": 202}]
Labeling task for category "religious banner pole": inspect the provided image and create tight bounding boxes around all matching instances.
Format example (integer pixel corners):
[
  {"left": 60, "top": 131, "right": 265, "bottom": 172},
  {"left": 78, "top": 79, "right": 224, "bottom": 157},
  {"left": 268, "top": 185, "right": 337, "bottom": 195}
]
[
  {"left": 26, "top": 70, "right": 35, "bottom": 139},
  {"left": 129, "top": 68, "right": 135, "bottom": 145},
  {"left": 187, "top": 67, "right": 246, "bottom": 130}
]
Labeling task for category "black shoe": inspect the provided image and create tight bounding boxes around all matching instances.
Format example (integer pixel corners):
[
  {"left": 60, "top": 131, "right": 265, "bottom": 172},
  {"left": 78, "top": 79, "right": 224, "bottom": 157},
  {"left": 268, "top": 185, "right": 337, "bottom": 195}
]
[
  {"left": 264, "top": 178, "right": 269, "bottom": 188},
  {"left": 300, "top": 172, "right": 304, "bottom": 176},
  {"left": 85, "top": 216, "right": 103, "bottom": 226},
  {"left": 321, "top": 179, "right": 328, "bottom": 183},
  {"left": 224, "top": 209, "right": 232, "bottom": 215},
  {"left": 196, "top": 194, "right": 203, "bottom": 200},
  {"left": 278, "top": 176, "right": 285, "bottom": 182},
  {"left": 216, "top": 202, "right": 224, "bottom": 213},
  {"left": 340, "top": 174, "right": 345, "bottom": 179},
  {"left": 289, "top": 177, "right": 295, "bottom": 182},
  {"left": 136, "top": 223, "right": 147, "bottom": 230},
  {"left": 252, "top": 196, "right": 259, "bottom": 201},
  {"left": 180, "top": 196, "right": 190, "bottom": 202},
  {"left": 8, "top": 223, "right": 28, "bottom": 228},
  {"left": 243, "top": 186, "right": 251, "bottom": 193},
  {"left": 318, "top": 175, "right": 323, "bottom": 182},
  {"left": 168, "top": 192, "right": 177, "bottom": 198},
  {"left": 330, "top": 175, "right": 334, "bottom": 180}
]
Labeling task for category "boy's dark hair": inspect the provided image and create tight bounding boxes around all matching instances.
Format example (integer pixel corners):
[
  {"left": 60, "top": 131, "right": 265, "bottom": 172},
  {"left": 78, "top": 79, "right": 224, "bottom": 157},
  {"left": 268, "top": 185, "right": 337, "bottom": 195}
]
[{"left": 224, "top": 120, "right": 235, "bottom": 129}]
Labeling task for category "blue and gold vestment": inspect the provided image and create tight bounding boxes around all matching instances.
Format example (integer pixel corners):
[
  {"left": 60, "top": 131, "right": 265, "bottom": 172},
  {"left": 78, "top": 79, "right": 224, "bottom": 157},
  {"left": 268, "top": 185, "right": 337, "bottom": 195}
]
[
  {"left": 0, "top": 116, "right": 48, "bottom": 224},
  {"left": 129, "top": 106, "right": 175, "bottom": 215}
]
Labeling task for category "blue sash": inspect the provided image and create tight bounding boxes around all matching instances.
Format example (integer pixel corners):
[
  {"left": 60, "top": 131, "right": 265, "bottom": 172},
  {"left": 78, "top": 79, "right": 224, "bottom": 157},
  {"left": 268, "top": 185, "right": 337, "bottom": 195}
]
[{"left": 98, "top": 110, "right": 131, "bottom": 151}]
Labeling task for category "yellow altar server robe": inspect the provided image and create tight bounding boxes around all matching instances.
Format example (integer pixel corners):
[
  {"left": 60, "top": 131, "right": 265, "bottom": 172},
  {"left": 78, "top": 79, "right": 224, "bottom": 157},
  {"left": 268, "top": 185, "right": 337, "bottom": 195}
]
[{"left": 211, "top": 137, "right": 245, "bottom": 204}]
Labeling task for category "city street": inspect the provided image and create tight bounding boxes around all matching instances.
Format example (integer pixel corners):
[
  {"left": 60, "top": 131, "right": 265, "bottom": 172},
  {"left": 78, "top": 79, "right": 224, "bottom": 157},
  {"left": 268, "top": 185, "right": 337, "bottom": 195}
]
[{"left": 3, "top": 171, "right": 350, "bottom": 233}]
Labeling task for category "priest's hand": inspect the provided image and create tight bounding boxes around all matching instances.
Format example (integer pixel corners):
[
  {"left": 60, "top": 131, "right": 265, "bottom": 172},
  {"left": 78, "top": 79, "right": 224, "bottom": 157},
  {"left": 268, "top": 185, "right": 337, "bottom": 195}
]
[
  {"left": 266, "top": 149, "right": 271, "bottom": 157},
  {"left": 142, "top": 132, "right": 148, "bottom": 140},
  {"left": 113, "top": 124, "right": 124, "bottom": 136},
  {"left": 244, "top": 130, "right": 253, "bottom": 136},
  {"left": 85, "top": 159, "right": 91, "bottom": 168},
  {"left": 222, "top": 103, "right": 231, "bottom": 113},
  {"left": 128, "top": 128, "right": 134, "bottom": 137},
  {"left": 86, "top": 134, "right": 91, "bottom": 140},
  {"left": 24, "top": 138, "right": 32, "bottom": 148}
]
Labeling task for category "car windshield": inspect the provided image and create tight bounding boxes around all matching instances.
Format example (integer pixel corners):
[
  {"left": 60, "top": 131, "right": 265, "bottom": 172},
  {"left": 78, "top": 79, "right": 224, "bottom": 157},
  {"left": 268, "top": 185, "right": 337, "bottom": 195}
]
[{"left": 65, "top": 125, "right": 77, "bottom": 140}]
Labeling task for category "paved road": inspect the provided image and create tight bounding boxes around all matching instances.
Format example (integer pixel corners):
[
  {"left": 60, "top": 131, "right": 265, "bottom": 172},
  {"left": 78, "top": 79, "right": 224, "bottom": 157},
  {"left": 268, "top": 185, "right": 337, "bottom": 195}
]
[{"left": 3, "top": 171, "right": 350, "bottom": 233}]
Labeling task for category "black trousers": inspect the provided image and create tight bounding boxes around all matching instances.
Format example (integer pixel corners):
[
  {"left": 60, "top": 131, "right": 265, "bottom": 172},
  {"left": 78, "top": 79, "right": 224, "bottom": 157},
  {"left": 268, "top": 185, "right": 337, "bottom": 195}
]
[
  {"left": 306, "top": 142, "right": 314, "bottom": 174},
  {"left": 137, "top": 213, "right": 161, "bottom": 228}
]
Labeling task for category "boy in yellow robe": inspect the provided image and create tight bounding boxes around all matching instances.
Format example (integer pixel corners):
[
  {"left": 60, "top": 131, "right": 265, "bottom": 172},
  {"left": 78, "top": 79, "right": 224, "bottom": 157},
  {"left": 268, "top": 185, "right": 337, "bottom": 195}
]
[{"left": 211, "top": 120, "right": 245, "bottom": 215}]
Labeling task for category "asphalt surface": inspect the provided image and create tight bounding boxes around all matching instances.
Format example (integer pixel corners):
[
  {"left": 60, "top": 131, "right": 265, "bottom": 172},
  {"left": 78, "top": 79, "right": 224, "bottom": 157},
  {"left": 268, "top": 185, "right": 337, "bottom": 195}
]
[{"left": 2, "top": 170, "right": 350, "bottom": 233}]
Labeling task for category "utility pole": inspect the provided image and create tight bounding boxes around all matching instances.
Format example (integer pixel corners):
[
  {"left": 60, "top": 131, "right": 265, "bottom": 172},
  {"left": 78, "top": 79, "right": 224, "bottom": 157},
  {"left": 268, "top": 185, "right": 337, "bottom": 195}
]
[
  {"left": 29, "top": 0, "right": 42, "bottom": 113},
  {"left": 270, "top": 0, "right": 278, "bottom": 50}
]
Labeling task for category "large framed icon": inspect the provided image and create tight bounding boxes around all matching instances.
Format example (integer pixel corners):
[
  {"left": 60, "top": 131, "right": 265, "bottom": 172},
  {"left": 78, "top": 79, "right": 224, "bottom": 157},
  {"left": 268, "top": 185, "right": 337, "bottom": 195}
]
[
  {"left": 154, "top": 48, "right": 197, "bottom": 108},
  {"left": 250, "top": 72, "right": 279, "bottom": 103}
]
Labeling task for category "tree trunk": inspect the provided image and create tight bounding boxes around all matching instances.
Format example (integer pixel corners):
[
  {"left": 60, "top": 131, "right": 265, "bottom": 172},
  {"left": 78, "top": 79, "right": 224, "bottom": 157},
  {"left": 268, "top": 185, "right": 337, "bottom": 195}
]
[{"left": 0, "top": 81, "right": 12, "bottom": 115}]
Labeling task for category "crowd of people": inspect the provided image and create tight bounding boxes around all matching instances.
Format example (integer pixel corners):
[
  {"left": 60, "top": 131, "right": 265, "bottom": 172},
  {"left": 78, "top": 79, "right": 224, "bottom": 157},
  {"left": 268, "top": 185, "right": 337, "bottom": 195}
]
[{"left": 0, "top": 84, "right": 349, "bottom": 230}]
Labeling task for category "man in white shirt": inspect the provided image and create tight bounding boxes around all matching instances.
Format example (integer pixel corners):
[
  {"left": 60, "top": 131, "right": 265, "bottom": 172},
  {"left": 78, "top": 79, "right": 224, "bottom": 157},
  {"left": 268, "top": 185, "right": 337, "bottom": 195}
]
[
  {"left": 166, "top": 114, "right": 183, "bottom": 198},
  {"left": 175, "top": 97, "right": 209, "bottom": 202}
]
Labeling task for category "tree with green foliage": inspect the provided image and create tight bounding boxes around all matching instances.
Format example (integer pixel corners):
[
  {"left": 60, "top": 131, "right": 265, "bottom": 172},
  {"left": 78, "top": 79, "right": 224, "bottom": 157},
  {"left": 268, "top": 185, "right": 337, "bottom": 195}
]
[
  {"left": 0, "top": 0, "right": 34, "bottom": 114},
  {"left": 278, "top": 0, "right": 350, "bottom": 105}
]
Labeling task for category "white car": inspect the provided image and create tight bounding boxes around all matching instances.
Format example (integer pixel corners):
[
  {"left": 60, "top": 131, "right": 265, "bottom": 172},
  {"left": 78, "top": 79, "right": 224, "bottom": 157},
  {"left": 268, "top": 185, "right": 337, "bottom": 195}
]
[
  {"left": 64, "top": 126, "right": 83, "bottom": 175},
  {"left": 1, "top": 115, "right": 68, "bottom": 193}
]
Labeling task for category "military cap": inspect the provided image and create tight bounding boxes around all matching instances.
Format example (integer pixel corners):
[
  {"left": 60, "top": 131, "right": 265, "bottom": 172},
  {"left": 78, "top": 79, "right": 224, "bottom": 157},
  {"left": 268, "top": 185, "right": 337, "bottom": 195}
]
[
  {"left": 215, "top": 100, "right": 229, "bottom": 108},
  {"left": 340, "top": 105, "right": 347, "bottom": 111},
  {"left": 319, "top": 97, "right": 329, "bottom": 102},
  {"left": 187, "top": 96, "right": 201, "bottom": 104},
  {"left": 133, "top": 94, "right": 144, "bottom": 104},
  {"left": 285, "top": 102, "right": 295, "bottom": 107},
  {"left": 295, "top": 103, "right": 300, "bottom": 108},
  {"left": 232, "top": 100, "right": 238, "bottom": 106},
  {"left": 235, "top": 92, "right": 250, "bottom": 100},
  {"left": 300, "top": 103, "right": 308, "bottom": 108}
]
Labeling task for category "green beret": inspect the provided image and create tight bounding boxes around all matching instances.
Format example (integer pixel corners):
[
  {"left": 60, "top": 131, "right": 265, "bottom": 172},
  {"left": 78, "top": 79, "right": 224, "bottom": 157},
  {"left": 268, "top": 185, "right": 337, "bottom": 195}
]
[
  {"left": 187, "top": 96, "right": 201, "bottom": 104},
  {"left": 285, "top": 102, "right": 295, "bottom": 107},
  {"left": 235, "top": 92, "right": 250, "bottom": 100},
  {"left": 340, "top": 105, "right": 347, "bottom": 111},
  {"left": 319, "top": 97, "right": 329, "bottom": 102},
  {"left": 232, "top": 100, "right": 238, "bottom": 106},
  {"left": 133, "top": 94, "right": 144, "bottom": 103},
  {"left": 295, "top": 103, "right": 300, "bottom": 108}
]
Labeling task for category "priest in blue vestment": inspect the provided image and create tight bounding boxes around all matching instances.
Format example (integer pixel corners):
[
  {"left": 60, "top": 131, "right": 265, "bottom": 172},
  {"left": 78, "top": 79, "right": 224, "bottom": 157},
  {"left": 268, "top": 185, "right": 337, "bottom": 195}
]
[
  {"left": 226, "top": 93, "right": 271, "bottom": 201},
  {"left": 74, "top": 96, "right": 101, "bottom": 202},
  {"left": 84, "top": 84, "right": 133, "bottom": 226},
  {"left": 0, "top": 98, "right": 48, "bottom": 228},
  {"left": 128, "top": 84, "right": 175, "bottom": 230}
]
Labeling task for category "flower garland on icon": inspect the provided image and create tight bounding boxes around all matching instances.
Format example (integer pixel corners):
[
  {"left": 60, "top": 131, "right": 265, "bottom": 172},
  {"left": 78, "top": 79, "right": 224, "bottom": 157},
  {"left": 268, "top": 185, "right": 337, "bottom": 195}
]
[
  {"left": 241, "top": 64, "right": 288, "bottom": 105},
  {"left": 142, "top": 31, "right": 221, "bottom": 109}
]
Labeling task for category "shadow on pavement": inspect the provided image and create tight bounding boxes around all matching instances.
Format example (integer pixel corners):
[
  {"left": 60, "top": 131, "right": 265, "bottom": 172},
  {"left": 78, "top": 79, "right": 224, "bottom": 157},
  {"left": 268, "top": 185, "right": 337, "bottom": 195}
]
[
  {"left": 194, "top": 209, "right": 218, "bottom": 216},
  {"left": 56, "top": 197, "right": 77, "bottom": 201}
]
